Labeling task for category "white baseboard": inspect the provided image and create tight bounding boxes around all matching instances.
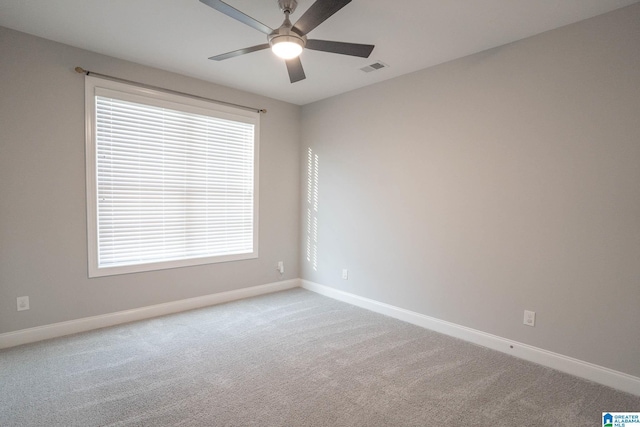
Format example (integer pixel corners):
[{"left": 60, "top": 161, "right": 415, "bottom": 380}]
[
  {"left": 3, "top": 278, "right": 638, "bottom": 396},
  {"left": 301, "top": 279, "right": 640, "bottom": 397},
  {"left": 0, "top": 279, "right": 300, "bottom": 350}
]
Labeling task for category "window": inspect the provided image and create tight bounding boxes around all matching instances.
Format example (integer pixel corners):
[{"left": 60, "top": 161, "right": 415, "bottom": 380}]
[{"left": 85, "top": 76, "right": 259, "bottom": 277}]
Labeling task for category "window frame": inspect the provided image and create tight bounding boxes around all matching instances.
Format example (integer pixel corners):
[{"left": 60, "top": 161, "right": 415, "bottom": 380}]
[{"left": 85, "top": 76, "right": 260, "bottom": 278}]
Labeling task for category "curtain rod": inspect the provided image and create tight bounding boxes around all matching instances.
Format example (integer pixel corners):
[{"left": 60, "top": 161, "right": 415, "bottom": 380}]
[{"left": 74, "top": 67, "right": 266, "bottom": 114}]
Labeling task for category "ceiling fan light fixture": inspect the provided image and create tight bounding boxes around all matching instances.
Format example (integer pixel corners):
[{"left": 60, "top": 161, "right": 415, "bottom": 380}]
[{"left": 270, "top": 36, "right": 304, "bottom": 59}]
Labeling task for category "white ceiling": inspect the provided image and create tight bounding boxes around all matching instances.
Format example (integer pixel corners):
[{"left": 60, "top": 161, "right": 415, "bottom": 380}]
[{"left": 1, "top": 0, "right": 637, "bottom": 105}]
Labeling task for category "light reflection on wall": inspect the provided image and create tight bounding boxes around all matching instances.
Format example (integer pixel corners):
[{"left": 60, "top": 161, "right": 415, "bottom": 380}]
[{"left": 306, "top": 147, "right": 319, "bottom": 271}]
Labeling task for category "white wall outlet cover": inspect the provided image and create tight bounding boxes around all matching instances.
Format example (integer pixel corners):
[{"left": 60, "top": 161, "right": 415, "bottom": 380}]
[
  {"left": 524, "top": 310, "right": 536, "bottom": 327},
  {"left": 17, "top": 296, "right": 29, "bottom": 311},
  {"left": 277, "top": 261, "right": 284, "bottom": 274},
  {"left": 342, "top": 269, "right": 348, "bottom": 280}
]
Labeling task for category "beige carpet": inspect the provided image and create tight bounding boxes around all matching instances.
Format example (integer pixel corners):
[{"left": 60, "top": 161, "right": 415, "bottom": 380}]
[{"left": 1, "top": 288, "right": 638, "bottom": 426}]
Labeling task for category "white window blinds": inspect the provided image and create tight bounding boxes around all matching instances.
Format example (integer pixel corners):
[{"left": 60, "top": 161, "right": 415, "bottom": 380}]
[{"left": 86, "top": 77, "right": 259, "bottom": 277}]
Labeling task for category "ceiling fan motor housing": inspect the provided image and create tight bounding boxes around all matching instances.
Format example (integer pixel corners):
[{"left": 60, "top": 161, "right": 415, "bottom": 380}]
[
  {"left": 268, "top": 28, "right": 307, "bottom": 50},
  {"left": 269, "top": 0, "right": 306, "bottom": 51}
]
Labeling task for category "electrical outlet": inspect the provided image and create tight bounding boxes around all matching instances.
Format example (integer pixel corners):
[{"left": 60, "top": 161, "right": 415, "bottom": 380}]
[
  {"left": 523, "top": 310, "right": 535, "bottom": 327},
  {"left": 277, "top": 261, "right": 284, "bottom": 275},
  {"left": 17, "top": 296, "right": 29, "bottom": 311},
  {"left": 342, "top": 269, "right": 348, "bottom": 280}
]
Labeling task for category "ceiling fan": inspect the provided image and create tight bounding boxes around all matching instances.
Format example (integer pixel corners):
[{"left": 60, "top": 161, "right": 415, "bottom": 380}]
[{"left": 200, "top": 0, "right": 375, "bottom": 83}]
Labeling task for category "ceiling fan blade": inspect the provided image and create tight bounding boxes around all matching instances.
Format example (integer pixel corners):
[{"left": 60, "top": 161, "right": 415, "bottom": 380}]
[
  {"left": 200, "top": 0, "right": 273, "bottom": 35},
  {"left": 285, "top": 57, "right": 306, "bottom": 83},
  {"left": 306, "top": 39, "right": 374, "bottom": 58},
  {"left": 292, "top": 0, "right": 351, "bottom": 36},
  {"left": 209, "top": 44, "right": 270, "bottom": 61}
]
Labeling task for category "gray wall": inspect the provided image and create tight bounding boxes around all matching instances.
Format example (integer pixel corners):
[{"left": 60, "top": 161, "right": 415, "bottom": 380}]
[
  {"left": 2, "top": 4, "right": 639, "bottom": 380},
  {"left": 0, "top": 27, "right": 301, "bottom": 334},
  {"left": 300, "top": 4, "right": 640, "bottom": 377}
]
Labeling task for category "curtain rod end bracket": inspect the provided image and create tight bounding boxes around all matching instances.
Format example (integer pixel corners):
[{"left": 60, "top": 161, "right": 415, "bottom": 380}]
[
  {"left": 75, "top": 66, "right": 89, "bottom": 75},
  {"left": 259, "top": 109, "right": 267, "bottom": 114}
]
